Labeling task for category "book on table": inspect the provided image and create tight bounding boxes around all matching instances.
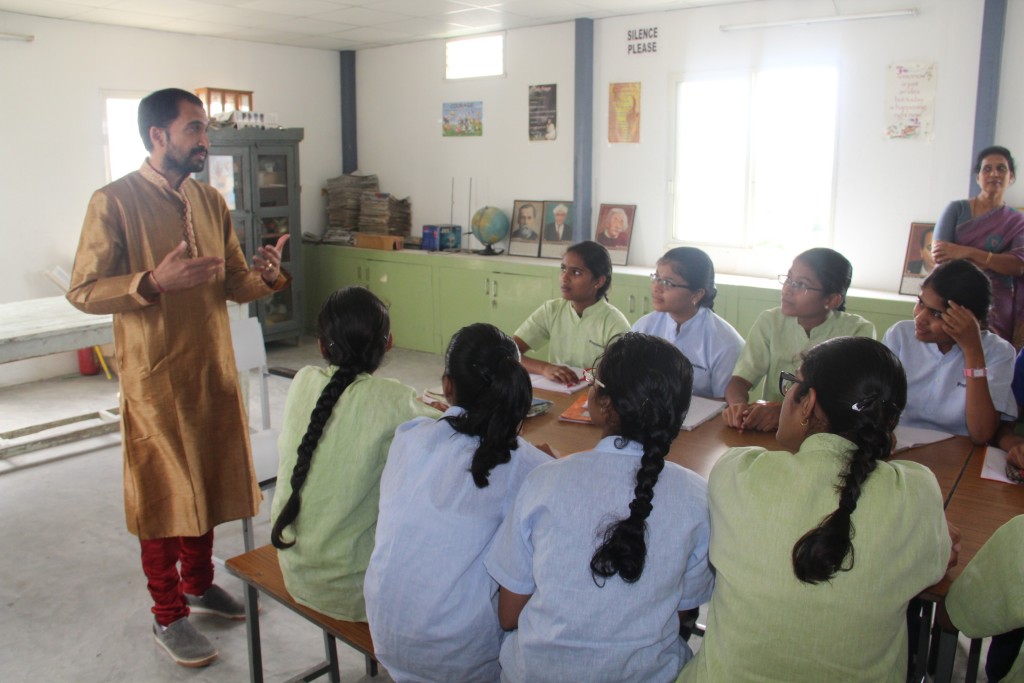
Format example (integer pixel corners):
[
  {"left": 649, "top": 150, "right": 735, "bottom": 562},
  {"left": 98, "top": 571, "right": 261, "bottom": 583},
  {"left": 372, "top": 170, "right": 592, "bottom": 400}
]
[{"left": 558, "top": 394, "right": 725, "bottom": 431}]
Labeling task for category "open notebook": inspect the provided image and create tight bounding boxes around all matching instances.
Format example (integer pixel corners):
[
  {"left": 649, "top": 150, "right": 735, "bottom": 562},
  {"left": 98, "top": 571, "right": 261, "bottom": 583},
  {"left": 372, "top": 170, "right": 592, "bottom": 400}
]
[
  {"left": 559, "top": 394, "right": 725, "bottom": 431},
  {"left": 892, "top": 425, "right": 954, "bottom": 453},
  {"left": 529, "top": 370, "right": 588, "bottom": 395}
]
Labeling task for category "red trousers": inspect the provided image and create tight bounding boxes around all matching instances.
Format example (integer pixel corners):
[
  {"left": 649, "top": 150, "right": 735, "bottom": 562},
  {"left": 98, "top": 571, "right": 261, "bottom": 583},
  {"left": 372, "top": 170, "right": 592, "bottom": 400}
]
[{"left": 139, "top": 530, "right": 215, "bottom": 626}]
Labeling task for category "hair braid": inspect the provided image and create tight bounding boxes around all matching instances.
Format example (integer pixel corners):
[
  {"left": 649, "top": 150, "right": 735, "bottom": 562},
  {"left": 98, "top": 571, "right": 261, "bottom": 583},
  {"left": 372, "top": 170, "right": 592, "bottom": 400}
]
[
  {"left": 589, "top": 333, "right": 692, "bottom": 585},
  {"left": 790, "top": 337, "right": 906, "bottom": 584},
  {"left": 271, "top": 286, "right": 390, "bottom": 550}
]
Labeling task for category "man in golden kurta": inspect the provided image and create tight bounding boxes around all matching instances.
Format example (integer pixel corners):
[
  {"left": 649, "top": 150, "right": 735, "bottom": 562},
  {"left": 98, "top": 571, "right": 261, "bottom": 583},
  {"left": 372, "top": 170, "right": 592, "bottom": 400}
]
[{"left": 67, "top": 88, "right": 290, "bottom": 668}]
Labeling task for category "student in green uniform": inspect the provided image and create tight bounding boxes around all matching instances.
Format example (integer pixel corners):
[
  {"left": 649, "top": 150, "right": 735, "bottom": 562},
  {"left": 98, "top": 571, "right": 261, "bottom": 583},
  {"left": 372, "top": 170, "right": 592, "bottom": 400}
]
[{"left": 513, "top": 240, "right": 630, "bottom": 385}]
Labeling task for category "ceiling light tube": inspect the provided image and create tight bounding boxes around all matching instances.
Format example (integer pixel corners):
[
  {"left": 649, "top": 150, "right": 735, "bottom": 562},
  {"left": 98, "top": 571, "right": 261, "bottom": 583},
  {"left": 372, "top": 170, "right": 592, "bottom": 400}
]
[{"left": 720, "top": 9, "right": 917, "bottom": 32}]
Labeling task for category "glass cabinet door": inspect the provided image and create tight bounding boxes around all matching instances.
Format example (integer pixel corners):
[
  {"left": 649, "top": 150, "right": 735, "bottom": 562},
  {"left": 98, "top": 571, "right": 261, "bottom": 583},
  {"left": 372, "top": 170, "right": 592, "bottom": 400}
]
[
  {"left": 256, "top": 153, "right": 289, "bottom": 208},
  {"left": 198, "top": 147, "right": 252, "bottom": 257}
]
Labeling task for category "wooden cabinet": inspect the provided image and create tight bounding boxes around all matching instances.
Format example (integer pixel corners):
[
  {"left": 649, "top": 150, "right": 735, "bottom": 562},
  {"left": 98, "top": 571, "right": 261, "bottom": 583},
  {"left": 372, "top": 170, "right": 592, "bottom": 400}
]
[{"left": 195, "top": 128, "right": 304, "bottom": 343}]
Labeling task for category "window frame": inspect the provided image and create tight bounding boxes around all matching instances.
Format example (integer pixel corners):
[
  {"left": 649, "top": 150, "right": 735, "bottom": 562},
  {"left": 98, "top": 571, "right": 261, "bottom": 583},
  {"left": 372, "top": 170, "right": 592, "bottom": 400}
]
[
  {"left": 666, "top": 66, "right": 840, "bottom": 276},
  {"left": 444, "top": 32, "right": 506, "bottom": 81}
]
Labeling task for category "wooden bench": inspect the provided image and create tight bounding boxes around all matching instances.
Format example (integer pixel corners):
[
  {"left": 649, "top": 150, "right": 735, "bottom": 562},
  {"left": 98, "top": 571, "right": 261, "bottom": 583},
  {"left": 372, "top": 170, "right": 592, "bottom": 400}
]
[{"left": 226, "top": 544, "right": 378, "bottom": 683}]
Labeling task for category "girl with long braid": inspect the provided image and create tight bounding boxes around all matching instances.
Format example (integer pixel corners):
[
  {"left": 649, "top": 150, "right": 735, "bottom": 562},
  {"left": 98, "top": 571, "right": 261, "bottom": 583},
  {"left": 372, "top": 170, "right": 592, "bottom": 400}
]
[
  {"left": 680, "top": 337, "right": 952, "bottom": 683},
  {"left": 486, "top": 332, "right": 714, "bottom": 683},
  {"left": 270, "top": 287, "right": 439, "bottom": 621},
  {"left": 364, "top": 323, "right": 551, "bottom": 682}
]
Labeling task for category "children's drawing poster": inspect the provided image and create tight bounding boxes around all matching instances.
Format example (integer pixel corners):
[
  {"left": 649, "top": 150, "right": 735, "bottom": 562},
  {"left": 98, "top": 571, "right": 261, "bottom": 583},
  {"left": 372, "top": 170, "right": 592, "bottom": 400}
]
[
  {"left": 885, "top": 63, "right": 936, "bottom": 141},
  {"left": 442, "top": 101, "right": 483, "bottom": 137}
]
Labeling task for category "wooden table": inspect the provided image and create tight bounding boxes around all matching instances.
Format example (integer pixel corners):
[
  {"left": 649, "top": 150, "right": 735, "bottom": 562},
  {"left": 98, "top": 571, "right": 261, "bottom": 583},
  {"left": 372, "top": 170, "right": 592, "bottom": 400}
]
[
  {"left": 930, "top": 447, "right": 1024, "bottom": 682},
  {"left": 525, "top": 389, "right": 996, "bottom": 683}
]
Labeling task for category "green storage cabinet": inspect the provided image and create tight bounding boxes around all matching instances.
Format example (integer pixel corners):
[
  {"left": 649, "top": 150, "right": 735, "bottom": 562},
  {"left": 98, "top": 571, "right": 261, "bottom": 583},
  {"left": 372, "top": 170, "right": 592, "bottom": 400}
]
[
  {"left": 607, "top": 273, "right": 652, "bottom": 325},
  {"left": 436, "top": 266, "right": 555, "bottom": 353}
]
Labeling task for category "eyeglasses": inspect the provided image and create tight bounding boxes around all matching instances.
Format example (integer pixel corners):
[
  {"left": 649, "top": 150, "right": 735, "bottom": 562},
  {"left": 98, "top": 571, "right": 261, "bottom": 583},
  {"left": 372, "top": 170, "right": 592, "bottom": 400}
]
[
  {"left": 779, "top": 371, "right": 804, "bottom": 397},
  {"left": 777, "top": 275, "right": 824, "bottom": 293},
  {"left": 650, "top": 273, "right": 695, "bottom": 290},
  {"left": 582, "top": 367, "right": 605, "bottom": 388}
]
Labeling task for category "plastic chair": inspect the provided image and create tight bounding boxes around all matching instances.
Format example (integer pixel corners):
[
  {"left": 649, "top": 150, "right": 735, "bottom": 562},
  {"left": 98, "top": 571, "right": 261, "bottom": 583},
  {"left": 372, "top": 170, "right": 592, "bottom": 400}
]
[{"left": 230, "top": 317, "right": 280, "bottom": 552}]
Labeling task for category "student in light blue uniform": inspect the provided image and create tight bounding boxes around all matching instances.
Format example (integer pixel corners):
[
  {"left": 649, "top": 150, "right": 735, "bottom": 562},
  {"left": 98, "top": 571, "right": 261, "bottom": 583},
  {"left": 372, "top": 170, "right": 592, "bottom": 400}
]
[
  {"left": 632, "top": 247, "right": 743, "bottom": 398},
  {"left": 883, "top": 259, "right": 1016, "bottom": 443},
  {"left": 365, "top": 323, "right": 551, "bottom": 683},
  {"left": 486, "top": 333, "right": 714, "bottom": 683}
]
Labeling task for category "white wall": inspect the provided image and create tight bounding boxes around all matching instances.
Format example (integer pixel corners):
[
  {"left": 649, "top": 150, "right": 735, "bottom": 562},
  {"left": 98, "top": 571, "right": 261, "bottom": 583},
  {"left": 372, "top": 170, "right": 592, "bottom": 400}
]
[
  {"left": 356, "top": 0, "right": 1024, "bottom": 292},
  {"left": 356, "top": 23, "right": 576, "bottom": 247},
  {"left": 0, "top": 11, "right": 341, "bottom": 384}
]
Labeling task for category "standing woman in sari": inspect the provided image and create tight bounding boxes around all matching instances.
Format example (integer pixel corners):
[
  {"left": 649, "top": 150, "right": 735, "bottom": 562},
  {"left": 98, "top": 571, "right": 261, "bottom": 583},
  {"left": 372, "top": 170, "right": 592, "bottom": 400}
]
[{"left": 933, "top": 146, "right": 1024, "bottom": 348}]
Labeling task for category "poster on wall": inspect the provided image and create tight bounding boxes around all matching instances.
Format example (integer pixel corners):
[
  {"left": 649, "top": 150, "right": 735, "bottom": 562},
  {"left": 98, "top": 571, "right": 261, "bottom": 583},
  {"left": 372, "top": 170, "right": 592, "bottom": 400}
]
[
  {"left": 595, "top": 204, "right": 636, "bottom": 266},
  {"left": 529, "top": 84, "right": 557, "bottom": 141},
  {"left": 539, "top": 201, "right": 574, "bottom": 259},
  {"left": 442, "top": 101, "right": 483, "bottom": 137},
  {"left": 899, "top": 222, "right": 936, "bottom": 296},
  {"left": 509, "top": 200, "right": 543, "bottom": 257},
  {"left": 608, "top": 82, "right": 641, "bottom": 143},
  {"left": 884, "top": 63, "right": 936, "bottom": 141}
]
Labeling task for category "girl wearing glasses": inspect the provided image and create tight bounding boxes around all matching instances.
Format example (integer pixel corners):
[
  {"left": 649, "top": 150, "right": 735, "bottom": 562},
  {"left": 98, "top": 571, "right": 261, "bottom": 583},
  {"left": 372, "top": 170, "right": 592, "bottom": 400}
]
[
  {"left": 723, "top": 248, "right": 874, "bottom": 432},
  {"left": 632, "top": 247, "right": 744, "bottom": 398},
  {"left": 513, "top": 240, "right": 630, "bottom": 385},
  {"left": 487, "top": 333, "right": 713, "bottom": 682},
  {"left": 365, "top": 323, "right": 551, "bottom": 682},
  {"left": 680, "top": 337, "right": 951, "bottom": 683},
  {"left": 882, "top": 259, "right": 1016, "bottom": 444}
]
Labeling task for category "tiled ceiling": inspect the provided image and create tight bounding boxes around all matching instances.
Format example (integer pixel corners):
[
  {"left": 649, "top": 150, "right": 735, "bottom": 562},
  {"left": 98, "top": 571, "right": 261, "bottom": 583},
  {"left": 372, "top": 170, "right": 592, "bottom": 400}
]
[{"left": 0, "top": 0, "right": 756, "bottom": 50}]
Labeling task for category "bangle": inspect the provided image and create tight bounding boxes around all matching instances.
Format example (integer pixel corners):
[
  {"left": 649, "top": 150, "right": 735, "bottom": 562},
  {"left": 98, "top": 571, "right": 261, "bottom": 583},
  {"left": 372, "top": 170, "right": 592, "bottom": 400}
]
[
  {"left": 150, "top": 271, "right": 166, "bottom": 294},
  {"left": 963, "top": 367, "right": 987, "bottom": 378},
  {"left": 985, "top": 251, "right": 993, "bottom": 265}
]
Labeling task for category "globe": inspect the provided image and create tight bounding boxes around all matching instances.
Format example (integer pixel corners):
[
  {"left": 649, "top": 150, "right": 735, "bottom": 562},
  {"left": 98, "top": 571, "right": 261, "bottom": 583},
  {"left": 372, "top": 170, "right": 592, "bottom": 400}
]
[{"left": 471, "top": 206, "right": 509, "bottom": 255}]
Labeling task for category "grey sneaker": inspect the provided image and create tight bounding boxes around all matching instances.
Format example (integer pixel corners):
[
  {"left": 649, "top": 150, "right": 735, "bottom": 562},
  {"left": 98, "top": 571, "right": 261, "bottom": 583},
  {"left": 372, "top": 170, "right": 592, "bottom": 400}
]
[
  {"left": 152, "top": 617, "right": 218, "bottom": 667},
  {"left": 186, "top": 584, "right": 246, "bottom": 620}
]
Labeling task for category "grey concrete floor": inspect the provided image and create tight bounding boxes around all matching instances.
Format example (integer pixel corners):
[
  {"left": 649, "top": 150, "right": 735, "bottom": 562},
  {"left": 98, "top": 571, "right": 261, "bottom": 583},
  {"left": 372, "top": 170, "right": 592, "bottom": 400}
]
[
  {"left": 0, "top": 337, "right": 986, "bottom": 681},
  {"left": 0, "top": 338, "right": 443, "bottom": 683}
]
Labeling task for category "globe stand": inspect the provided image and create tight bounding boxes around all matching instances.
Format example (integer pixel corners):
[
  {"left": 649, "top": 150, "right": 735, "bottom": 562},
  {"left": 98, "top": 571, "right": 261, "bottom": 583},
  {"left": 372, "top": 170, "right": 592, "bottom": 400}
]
[{"left": 473, "top": 244, "right": 504, "bottom": 256}]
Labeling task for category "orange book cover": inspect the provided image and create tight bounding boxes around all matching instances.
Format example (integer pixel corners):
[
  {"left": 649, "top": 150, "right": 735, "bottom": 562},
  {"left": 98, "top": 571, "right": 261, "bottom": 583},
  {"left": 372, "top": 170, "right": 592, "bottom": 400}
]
[{"left": 558, "top": 393, "right": 592, "bottom": 424}]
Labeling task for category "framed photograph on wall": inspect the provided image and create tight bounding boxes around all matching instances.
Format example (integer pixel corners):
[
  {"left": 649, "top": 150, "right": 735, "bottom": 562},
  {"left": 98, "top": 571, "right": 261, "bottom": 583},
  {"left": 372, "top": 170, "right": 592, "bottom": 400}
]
[
  {"left": 898, "top": 222, "right": 936, "bottom": 296},
  {"left": 509, "top": 200, "right": 543, "bottom": 257},
  {"left": 539, "top": 201, "right": 574, "bottom": 259},
  {"left": 595, "top": 204, "right": 636, "bottom": 266}
]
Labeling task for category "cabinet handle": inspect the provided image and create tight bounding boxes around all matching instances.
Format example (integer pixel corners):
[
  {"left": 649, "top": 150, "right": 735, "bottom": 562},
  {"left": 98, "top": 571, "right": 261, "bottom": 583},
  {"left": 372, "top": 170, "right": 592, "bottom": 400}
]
[
  {"left": 492, "top": 280, "right": 498, "bottom": 298},
  {"left": 484, "top": 278, "right": 490, "bottom": 296},
  {"left": 643, "top": 296, "right": 650, "bottom": 314},
  {"left": 628, "top": 294, "right": 636, "bottom": 314}
]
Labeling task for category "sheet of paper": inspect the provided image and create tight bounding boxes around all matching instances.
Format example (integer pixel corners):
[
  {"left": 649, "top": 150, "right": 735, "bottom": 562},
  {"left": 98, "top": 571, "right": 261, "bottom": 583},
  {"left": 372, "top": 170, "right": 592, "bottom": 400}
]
[
  {"left": 529, "top": 369, "right": 588, "bottom": 395},
  {"left": 981, "top": 446, "right": 1017, "bottom": 484},
  {"left": 893, "top": 425, "right": 954, "bottom": 453},
  {"left": 681, "top": 396, "right": 726, "bottom": 431}
]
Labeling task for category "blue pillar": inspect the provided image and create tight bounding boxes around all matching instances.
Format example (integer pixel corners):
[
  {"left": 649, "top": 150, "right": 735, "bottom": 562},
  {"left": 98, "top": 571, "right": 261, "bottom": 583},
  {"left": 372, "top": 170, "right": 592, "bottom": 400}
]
[
  {"left": 969, "top": 0, "right": 1006, "bottom": 193},
  {"left": 340, "top": 50, "right": 358, "bottom": 174},
  {"left": 574, "top": 18, "right": 594, "bottom": 242}
]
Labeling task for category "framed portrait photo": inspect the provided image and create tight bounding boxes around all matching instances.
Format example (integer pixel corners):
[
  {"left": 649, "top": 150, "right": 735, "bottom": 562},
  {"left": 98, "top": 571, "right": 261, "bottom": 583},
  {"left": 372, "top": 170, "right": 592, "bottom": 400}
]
[
  {"left": 509, "top": 200, "right": 543, "bottom": 257},
  {"left": 539, "top": 201, "right": 574, "bottom": 259},
  {"left": 898, "top": 222, "right": 936, "bottom": 296},
  {"left": 595, "top": 204, "right": 636, "bottom": 266}
]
